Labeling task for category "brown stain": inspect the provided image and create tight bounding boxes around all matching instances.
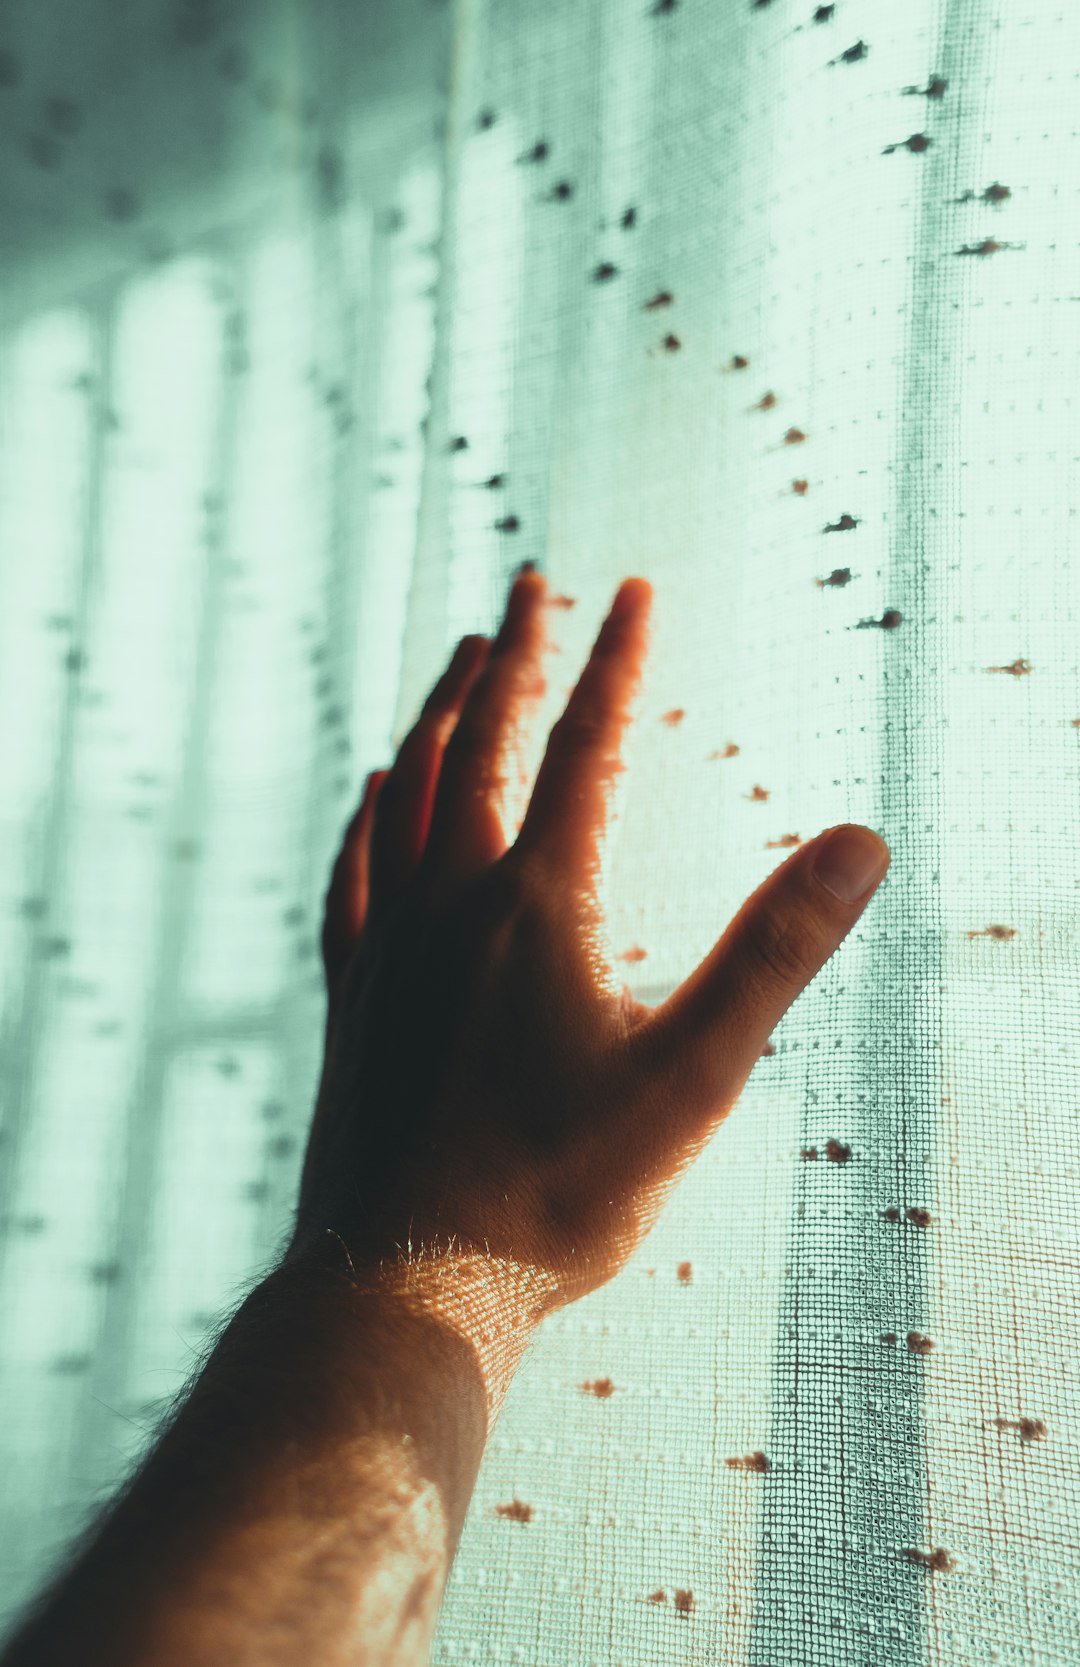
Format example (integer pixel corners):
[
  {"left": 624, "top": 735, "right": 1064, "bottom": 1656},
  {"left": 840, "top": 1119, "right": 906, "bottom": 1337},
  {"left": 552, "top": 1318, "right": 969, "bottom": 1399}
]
[
  {"left": 901, "top": 76, "right": 949, "bottom": 99},
  {"left": 826, "top": 1139, "right": 852, "bottom": 1164},
  {"left": 673, "top": 1590, "right": 695, "bottom": 1614},
  {"left": 801, "top": 1147, "right": 819, "bottom": 1161},
  {"left": 662, "top": 334, "right": 681, "bottom": 351},
  {"left": 661, "top": 708, "right": 685, "bottom": 726},
  {"left": 725, "top": 1452, "right": 770, "bottom": 1473},
  {"left": 706, "top": 742, "right": 741, "bottom": 760},
  {"left": 593, "top": 262, "right": 618, "bottom": 283},
  {"left": 853, "top": 609, "right": 902, "bottom": 630},
  {"left": 643, "top": 290, "right": 673, "bottom": 309},
  {"left": 957, "top": 238, "right": 1023, "bottom": 257},
  {"left": 992, "top": 1417, "right": 1048, "bottom": 1442},
  {"left": 882, "top": 1207, "right": 901, "bottom": 1221},
  {"left": 648, "top": 1589, "right": 667, "bottom": 1605},
  {"left": 815, "top": 567, "right": 852, "bottom": 587},
  {"left": 792, "top": 479, "right": 809, "bottom": 495},
  {"left": 966, "top": 925, "right": 1018, "bottom": 940},
  {"left": 618, "top": 945, "right": 648, "bottom": 962},
  {"left": 824, "top": 514, "right": 860, "bottom": 532},
  {"left": 882, "top": 132, "right": 932, "bottom": 155},
  {"left": 746, "top": 784, "right": 770, "bottom": 802},
  {"left": 752, "top": 391, "right": 777, "bottom": 412},
  {"left": 581, "top": 1377, "right": 617, "bottom": 1398},
  {"left": 495, "top": 1499, "right": 534, "bottom": 1523},
  {"left": 985, "top": 658, "right": 1031, "bottom": 677},
  {"left": 903, "top": 1547, "right": 956, "bottom": 1572},
  {"left": 783, "top": 427, "right": 807, "bottom": 445},
  {"left": 677, "top": 1261, "right": 693, "bottom": 1283},
  {"left": 766, "top": 833, "right": 802, "bottom": 849},
  {"left": 906, "top": 1331, "right": 935, "bottom": 1356},
  {"left": 906, "top": 1207, "right": 932, "bottom": 1228}
]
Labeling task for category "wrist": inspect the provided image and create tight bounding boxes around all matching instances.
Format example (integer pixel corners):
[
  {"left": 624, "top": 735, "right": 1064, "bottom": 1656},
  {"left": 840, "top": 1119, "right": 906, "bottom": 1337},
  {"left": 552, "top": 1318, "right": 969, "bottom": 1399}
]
[{"left": 277, "top": 1226, "right": 552, "bottom": 1433}]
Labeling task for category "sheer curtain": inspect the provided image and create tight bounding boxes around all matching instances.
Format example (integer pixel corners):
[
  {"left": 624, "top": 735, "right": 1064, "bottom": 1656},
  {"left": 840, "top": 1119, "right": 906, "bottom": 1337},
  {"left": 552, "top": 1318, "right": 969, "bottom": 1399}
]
[{"left": 1, "top": 0, "right": 1077, "bottom": 1662}]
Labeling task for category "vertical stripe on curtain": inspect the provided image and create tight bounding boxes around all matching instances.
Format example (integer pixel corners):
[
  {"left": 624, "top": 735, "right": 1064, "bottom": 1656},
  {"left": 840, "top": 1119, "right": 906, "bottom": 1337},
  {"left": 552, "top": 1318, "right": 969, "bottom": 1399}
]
[{"left": 1, "top": 1, "right": 1076, "bottom": 1663}]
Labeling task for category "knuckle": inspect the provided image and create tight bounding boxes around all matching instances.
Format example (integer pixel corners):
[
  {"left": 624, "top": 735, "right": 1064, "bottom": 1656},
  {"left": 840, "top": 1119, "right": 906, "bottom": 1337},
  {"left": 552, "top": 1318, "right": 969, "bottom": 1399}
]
[
  {"left": 743, "top": 905, "right": 818, "bottom": 991},
  {"left": 551, "top": 707, "right": 607, "bottom": 751}
]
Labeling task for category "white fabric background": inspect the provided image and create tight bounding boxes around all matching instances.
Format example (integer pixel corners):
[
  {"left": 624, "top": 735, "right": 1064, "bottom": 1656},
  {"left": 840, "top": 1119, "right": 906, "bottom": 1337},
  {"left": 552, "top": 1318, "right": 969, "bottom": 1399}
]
[{"left": 1, "top": 0, "right": 1077, "bottom": 1661}]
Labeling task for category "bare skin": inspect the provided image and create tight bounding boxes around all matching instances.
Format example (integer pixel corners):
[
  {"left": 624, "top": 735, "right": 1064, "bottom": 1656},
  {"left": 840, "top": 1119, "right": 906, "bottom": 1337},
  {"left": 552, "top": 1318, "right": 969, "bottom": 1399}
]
[
  {"left": 0, "top": 567, "right": 890, "bottom": 1667},
  {"left": 296, "top": 564, "right": 889, "bottom": 1326}
]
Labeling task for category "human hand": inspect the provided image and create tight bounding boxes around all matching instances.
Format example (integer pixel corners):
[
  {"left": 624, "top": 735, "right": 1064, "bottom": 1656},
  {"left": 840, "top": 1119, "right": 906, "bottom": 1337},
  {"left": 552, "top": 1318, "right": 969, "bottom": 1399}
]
[{"left": 291, "top": 566, "right": 890, "bottom": 1322}]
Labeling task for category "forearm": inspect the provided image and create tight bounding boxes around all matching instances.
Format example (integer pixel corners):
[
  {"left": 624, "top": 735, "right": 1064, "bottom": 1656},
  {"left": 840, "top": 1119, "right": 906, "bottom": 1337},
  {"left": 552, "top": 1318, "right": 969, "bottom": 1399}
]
[{"left": 1, "top": 1239, "right": 546, "bottom": 1667}]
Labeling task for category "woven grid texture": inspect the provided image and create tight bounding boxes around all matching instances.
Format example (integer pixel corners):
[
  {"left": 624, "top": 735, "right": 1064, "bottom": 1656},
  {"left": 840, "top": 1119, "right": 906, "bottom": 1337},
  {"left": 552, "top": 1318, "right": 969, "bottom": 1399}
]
[{"left": 1, "top": 1, "right": 1078, "bottom": 1662}]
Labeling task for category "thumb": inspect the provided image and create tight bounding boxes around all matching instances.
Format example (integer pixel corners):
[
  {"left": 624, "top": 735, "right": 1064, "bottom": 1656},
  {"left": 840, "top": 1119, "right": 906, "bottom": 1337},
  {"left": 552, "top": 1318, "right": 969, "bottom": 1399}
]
[{"left": 633, "top": 824, "right": 890, "bottom": 1137}]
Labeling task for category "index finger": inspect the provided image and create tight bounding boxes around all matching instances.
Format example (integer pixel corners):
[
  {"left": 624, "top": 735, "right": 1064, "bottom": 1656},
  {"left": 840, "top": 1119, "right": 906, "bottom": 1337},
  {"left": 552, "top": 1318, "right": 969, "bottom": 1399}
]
[{"left": 513, "top": 578, "right": 653, "bottom": 889}]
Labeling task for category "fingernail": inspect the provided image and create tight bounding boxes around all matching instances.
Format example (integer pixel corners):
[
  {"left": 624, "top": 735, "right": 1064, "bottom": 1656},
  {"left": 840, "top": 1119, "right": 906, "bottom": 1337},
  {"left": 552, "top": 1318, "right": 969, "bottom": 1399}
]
[{"left": 812, "top": 826, "right": 889, "bottom": 902}]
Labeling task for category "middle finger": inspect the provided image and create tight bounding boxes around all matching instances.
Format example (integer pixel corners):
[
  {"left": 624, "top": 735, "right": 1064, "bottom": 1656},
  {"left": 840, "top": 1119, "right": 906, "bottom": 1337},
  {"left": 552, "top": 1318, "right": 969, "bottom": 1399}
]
[{"left": 420, "top": 564, "right": 552, "bottom": 895}]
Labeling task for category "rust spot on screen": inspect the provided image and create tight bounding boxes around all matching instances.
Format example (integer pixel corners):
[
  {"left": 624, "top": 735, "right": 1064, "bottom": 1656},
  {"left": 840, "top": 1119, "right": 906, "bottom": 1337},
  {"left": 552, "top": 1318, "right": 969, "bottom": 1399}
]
[
  {"left": 581, "top": 1377, "right": 616, "bottom": 1398},
  {"left": 677, "top": 1261, "right": 692, "bottom": 1283},
  {"left": 992, "top": 1417, "right": 1048, "bottom": 1442},
  {"left": 766, "top": 833, "right": 802, "bottom": 849},
  {"left": 661, "top": 708, "right": 685, "bottom": 726},
  {"left": 746, "top": 784, "right": 770, "bottom": 802},
  {"left": 725, "top": 1452, "right": 770, "bottom": 1473},
  {"left": 801, "top": 1147, "right": 819, "bottom": 1160},
  {"left": 618, "top": 945, "right": 648, "bottom": 962},
  {"left": 882, "top": 1207, "right": 901, "bottom": 1222},
  {"left": 985, "top": 658, "right": 1031, "bottom": 677},
  {"left": 901, "top": 76, "right": 949, "bottom": 99},
  {"left": 752, "top": 391, "right": 777, "bottom": 412},
  {"left": 815, "top": 568, "right": 852, "bottom": 587},
  {"left": 882, "top": 132, "right": 932, "bottom": 155},
  {"left": 495, "top": 1499, "right": 534, "bottom": 1523},
  {"left": 906, "top": 1207, "right": 932, "bottom": 1228},
  {"left": 907, "top": 1331, "right": 935, "bottom": 1356},
  {"left": 707, "top": 743, "right": 740, "bottom": 760},
  {"left": 956, "top": 238, "right": 1025, "bottom": 257},
  {"left": 903, "top": 1547, "right": 956, "bottom": 1572},
  {"left": 673, "top": 1589, "right": 695, "bottom": 1613},
  {"left": 826, "top": 1139, "right": 852, "bottom": 1164},
  {"left": 966, "top": 925, "right": 1017, "bottom": 940},
  {"left": 643, "top": 290, "right": 673, "bottom": 309}
]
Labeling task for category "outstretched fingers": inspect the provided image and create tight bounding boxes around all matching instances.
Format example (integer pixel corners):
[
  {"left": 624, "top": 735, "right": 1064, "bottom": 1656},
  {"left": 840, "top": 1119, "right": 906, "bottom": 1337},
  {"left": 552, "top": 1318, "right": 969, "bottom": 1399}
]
[
  {"left": 421, "top": 566, "right": 554, "bottom": 894},
  {"left": 514, "top": 577, "right": 653, "bottom": 889},
  {"left": 369, "top": 633, "right": 493, "bottom": 912}
]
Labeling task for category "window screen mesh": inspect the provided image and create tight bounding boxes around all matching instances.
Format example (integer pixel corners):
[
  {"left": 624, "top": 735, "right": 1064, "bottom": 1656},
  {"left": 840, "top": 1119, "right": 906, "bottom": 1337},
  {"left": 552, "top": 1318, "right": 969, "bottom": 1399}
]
[{"left": 1, "top": 1, "right": 1078, "bottom": 1663}]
